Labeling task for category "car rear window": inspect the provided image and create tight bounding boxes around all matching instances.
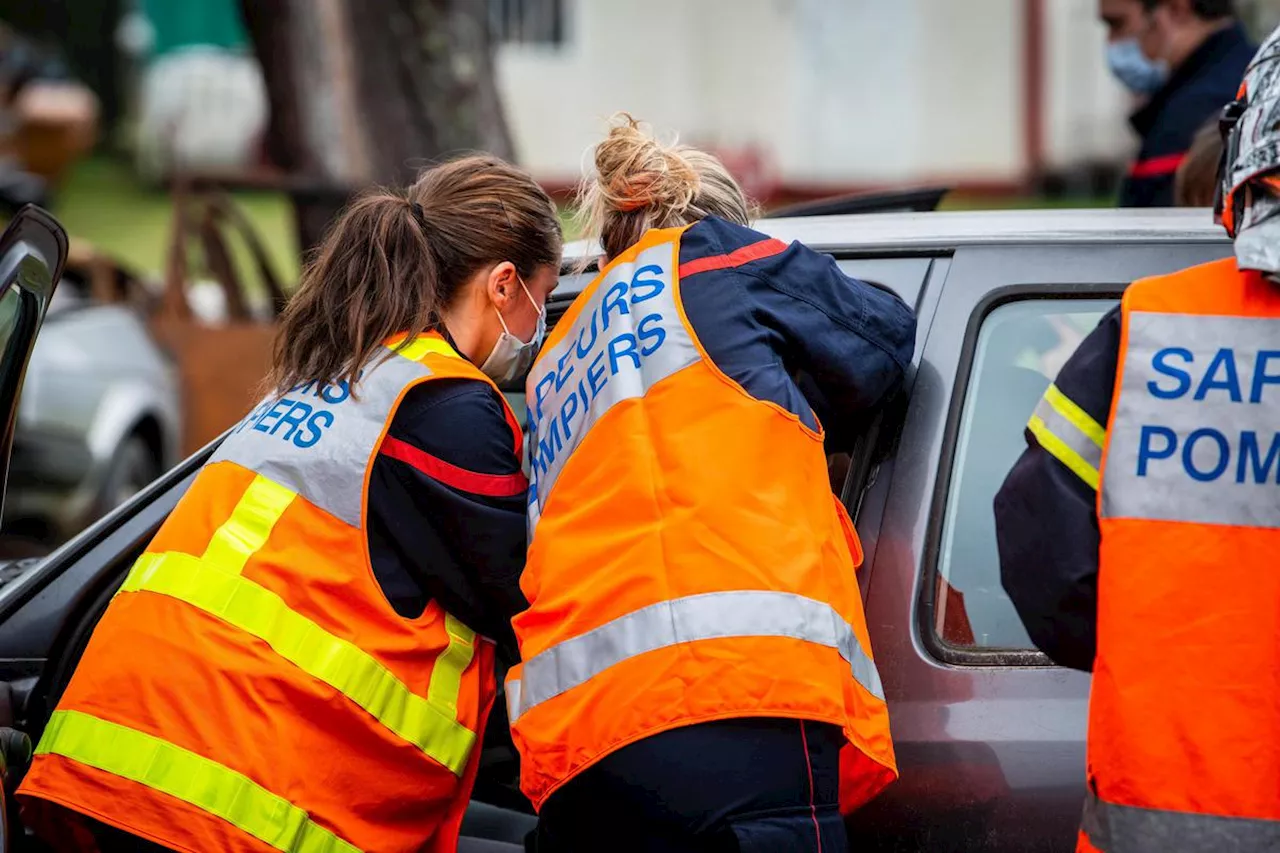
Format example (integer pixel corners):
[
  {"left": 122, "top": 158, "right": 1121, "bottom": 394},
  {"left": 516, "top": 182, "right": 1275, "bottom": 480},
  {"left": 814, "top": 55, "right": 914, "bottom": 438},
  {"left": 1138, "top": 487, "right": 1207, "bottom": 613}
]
[{"left": 934, "top": 297, "right": 1114, "bottom": 651}]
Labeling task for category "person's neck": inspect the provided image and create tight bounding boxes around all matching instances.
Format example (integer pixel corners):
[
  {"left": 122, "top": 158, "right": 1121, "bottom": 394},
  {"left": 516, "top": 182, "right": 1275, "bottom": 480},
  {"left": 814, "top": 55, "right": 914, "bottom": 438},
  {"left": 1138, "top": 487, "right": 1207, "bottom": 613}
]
[
  {"left": 438, "top": 305, "right": 494, "bottom": 366},
  {"left": 1168, "top": 18, "right": 1233, "bottom": 72}
]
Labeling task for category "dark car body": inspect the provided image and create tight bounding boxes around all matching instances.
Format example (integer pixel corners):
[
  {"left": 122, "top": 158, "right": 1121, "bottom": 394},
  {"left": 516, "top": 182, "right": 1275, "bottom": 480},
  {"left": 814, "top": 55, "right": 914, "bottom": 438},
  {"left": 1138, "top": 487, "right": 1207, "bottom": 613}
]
[{"left": 0, "top": 208, "right": 1233, "bottom": 851}]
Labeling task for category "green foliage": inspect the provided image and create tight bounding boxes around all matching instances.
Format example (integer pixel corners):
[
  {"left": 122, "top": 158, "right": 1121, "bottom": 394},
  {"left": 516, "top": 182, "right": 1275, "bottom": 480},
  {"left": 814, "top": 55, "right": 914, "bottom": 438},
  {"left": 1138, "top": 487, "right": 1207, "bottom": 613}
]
[{"left": 55, "top": 155, "right": 299, "bottom": 282}]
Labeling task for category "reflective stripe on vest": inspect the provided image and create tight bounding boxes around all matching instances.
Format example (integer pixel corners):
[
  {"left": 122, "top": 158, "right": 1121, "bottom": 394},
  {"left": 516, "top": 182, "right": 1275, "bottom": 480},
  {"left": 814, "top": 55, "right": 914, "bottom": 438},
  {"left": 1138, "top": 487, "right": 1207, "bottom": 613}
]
[
  {"left": 1101, "top": 311, "right": 1280, "bottom": 526},
  {"left": 200, "top": 475, "right": 295, "bottom": 573},
  {"left": 1081, "top": 788, "right": 1280, "bottom": 853},
  {"left": 111, "top": 474, "right": 478, "bottom": 775},
  {"left": 394, "top": 335, "right": 460, "bottom": 362},
  {"left": 506, "top": 590, "right": 884, "bottom": 723},
  {"left": 1028, "top": 383, "right": 1105, "bottom": 490},
  {"left": 428, "top": 614, "right": 478, "bottom": 718},
  {"left": 36, "top": 710, "right": 361, "bottom": 853},
  {"left": 524, "top": 237, "right": 700, "bottom": 532}
]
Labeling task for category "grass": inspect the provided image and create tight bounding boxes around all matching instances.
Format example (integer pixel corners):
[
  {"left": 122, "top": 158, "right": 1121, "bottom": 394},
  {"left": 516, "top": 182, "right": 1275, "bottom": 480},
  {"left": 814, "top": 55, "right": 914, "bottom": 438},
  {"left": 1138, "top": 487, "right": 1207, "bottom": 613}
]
[
  {"left": 51, "top": 155, "right": 300, "bottom": 282},
  {"left": 940, "top": 193, "right": 1114, "bottom": 211},
  {"left": 48, "top": 155, "right": 1117, "bottom": 280}
]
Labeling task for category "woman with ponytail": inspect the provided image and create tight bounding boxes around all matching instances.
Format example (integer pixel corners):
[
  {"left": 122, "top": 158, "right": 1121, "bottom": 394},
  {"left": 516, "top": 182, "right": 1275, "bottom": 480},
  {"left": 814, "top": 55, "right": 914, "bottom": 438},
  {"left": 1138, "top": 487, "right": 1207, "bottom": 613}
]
[{"left": 19, "top": 155, "right": 561, "bottom": 853}]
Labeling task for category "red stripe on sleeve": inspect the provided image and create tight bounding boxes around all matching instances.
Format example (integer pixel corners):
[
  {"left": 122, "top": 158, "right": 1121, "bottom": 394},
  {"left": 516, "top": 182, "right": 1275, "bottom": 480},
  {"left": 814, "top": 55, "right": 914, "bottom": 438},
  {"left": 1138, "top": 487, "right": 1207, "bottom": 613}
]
[
  {"left": 380, "top": 435, "right": 528, "bottom": 498},
  {"left": 1128, "top": 153, "right": 1186, "bottom": 179},
  {"left": 678, "top": 237, "right": 789, "bottom": 278}
]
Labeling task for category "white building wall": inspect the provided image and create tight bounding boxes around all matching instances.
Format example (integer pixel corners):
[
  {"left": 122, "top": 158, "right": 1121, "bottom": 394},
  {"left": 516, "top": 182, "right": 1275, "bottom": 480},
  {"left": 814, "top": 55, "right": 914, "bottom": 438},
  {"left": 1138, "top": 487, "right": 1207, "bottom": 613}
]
[
  {"left": 1043, "top": 0, "right": 1134, "bottom": 170},
  {"left": 496, "top": 0, "right": 727, "bottom": 186},
  {"left": 782, "top": 0, "right": 923, "bottom": 185},
  {"left": 914, "top": 0, "right": 1024, "bottom": 182},
  {"left": 497, "top": 0, "right": 1137, "bottom": 191}
]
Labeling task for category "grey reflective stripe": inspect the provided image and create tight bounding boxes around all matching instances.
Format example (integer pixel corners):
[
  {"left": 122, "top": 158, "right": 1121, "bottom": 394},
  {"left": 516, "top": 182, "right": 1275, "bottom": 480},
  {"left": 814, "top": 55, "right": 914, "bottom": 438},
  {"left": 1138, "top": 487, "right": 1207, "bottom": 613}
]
[
  {"left": 524, "top": 238, "right": 700, "bottom": 533},
  {"left": 1101, "top": 310, "right": 1280, "bottom": 527},
  {"left": 505, "top": 590, "right": 884, "bottom": 723},
  {"left": 1029, "top": 390, "right": 1104, "bottom": 488},
  {"left": 213, "top": 352, "right": 432, "bottom": 527},
  {"left": 1082, "top": 788, "right": 1280, "bottom": 853}
]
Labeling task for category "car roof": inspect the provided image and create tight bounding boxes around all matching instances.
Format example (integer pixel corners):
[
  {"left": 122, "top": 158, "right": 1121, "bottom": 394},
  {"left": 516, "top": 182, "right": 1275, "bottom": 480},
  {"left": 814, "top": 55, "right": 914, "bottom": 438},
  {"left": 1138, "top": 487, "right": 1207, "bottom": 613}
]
[{"left": 558, "top": 208, "right": 1227, "bottom": 293}]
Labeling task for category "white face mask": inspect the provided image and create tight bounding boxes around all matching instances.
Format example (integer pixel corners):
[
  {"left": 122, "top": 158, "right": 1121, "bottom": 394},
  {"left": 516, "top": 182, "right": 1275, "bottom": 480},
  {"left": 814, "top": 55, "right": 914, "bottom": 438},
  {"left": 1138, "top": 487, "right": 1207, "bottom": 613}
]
[{"left": 480, "top": 277, "right": 546, "bottom": 384}]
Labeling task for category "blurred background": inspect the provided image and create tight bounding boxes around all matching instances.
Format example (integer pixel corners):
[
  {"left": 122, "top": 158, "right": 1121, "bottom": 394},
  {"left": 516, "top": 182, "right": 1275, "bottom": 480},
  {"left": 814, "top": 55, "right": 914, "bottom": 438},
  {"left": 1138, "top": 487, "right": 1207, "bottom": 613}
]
[{"left": 0, "top": 0, "right": 1274, "bottom": 555}]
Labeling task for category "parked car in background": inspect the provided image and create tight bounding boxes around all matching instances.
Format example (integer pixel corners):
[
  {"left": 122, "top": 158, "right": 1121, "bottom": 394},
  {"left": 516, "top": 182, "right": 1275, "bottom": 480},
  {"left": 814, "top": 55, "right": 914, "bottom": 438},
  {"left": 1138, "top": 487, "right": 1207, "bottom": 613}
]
[
  {"left": 0, "top": 206, "right": 1233, "bottom": 851},
  {"left": 3, "top": 243, "right": 178, "bottom": 549}
]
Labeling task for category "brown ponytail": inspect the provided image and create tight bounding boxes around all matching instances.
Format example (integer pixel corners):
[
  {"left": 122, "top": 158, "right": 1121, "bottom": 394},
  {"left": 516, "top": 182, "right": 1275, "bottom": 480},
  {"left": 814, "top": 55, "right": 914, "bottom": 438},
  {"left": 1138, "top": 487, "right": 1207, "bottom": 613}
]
[{"left": 268, "top": 154, "right": 562, "bottom": 395}]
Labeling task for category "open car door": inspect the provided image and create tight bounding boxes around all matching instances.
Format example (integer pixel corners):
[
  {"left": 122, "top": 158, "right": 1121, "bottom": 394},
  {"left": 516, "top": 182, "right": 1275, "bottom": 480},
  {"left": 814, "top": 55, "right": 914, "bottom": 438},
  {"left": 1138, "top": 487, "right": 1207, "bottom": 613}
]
[{"left": 0, "top": 207, "right": 66, "bottom": 853}]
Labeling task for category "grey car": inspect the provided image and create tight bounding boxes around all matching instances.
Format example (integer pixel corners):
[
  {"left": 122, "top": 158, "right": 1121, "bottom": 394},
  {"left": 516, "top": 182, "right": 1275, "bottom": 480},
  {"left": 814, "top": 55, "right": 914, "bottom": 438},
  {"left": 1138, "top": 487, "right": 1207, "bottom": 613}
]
[
  {"left": 3, "top": 266, "right": 179, "bottom": 547},
  {"left": 0, "top": 207, "right": 1235, "bottom": 851}
]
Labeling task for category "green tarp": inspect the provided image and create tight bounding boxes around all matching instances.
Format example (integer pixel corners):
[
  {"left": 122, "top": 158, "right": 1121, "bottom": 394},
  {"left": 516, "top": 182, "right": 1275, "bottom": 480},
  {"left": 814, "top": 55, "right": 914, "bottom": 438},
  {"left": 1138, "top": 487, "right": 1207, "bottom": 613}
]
[{"left": 141, "top": 0, "right": 248, "bottom": 57}]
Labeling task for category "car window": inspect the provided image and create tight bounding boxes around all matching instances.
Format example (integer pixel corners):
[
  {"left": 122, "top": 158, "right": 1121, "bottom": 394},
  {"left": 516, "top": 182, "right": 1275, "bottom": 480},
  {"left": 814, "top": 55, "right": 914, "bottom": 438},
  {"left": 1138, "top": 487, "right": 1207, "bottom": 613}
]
[
  {"left": 0, "top": 209, "right": 68, "bottom": 526},
  {"left": 504, "top": 391, "right": 527, "bottom": 428},
  {"left": 935, "top": 298, "right": 1114, "bottom": 650},
  {"left": 836, "top": 257, "right": 931, "bottom": 307},
  {"left": 0, "top": 286, "right": 20, "bottom": 343}
]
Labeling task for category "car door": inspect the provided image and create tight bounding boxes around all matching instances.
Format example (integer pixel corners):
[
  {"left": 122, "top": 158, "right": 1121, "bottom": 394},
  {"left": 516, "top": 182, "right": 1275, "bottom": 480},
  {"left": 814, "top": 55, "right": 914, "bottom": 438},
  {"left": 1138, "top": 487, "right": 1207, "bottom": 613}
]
[
  {"left": 846, "top": 238, "right": 1231, "bottom": 852},
  {"left": 0, "top": 206, "right": 69, "bottom": 852}
]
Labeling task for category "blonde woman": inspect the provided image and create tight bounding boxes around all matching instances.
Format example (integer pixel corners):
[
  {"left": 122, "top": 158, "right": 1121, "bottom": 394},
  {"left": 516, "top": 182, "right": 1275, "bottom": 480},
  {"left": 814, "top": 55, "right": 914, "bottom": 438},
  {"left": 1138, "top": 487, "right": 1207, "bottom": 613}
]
[{"left": 507, "top": 117, "right": 915, "bottom": 852}]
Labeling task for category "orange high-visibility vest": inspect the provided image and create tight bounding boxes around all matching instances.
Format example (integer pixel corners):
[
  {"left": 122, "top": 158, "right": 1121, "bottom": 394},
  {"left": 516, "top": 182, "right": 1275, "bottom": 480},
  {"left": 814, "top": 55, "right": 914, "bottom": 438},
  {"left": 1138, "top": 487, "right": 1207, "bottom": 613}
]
[
  {"left": 1085, "top": 257, "right": 1280, "bottom": 852},
  {"left": 507, "top": 225, "right": 897, "bottom": 811},
  {"left": 19, "top": 333, "right": 519, "bottom": 853}
]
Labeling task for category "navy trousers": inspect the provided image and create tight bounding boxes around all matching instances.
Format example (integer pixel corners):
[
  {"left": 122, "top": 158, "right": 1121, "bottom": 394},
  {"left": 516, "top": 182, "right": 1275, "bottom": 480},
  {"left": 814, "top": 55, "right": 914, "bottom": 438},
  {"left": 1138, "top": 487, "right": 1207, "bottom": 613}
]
[{"left": 534, "top": 717, "right": 847, "bottom": 853}]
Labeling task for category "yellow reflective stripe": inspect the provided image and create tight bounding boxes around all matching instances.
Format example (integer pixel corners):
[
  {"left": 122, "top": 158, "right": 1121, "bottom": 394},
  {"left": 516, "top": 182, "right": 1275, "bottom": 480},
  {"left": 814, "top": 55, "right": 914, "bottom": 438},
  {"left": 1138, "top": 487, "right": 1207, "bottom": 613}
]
[
  {"left": 120, "top": 551, "right": 477, "bottom": 775},
  {"left": 1029, "top": 414, "right": 1100, "bottom": 490},
  {"left": 200, "top": 475, "right": 296, "bottom": 574},
  {"left": 1042, "top": 383, "right": 1106, "bottom": 448},
  {"left": 1026, "top": 383, "right": 1106, "bottom": 490},
  {"left": 393, "top": 336, "right": 458, "bottom": 363},
  {"left": 36, "top": 710, "right": 361, "bottom": 853},
  {"left": 427, "top": 614, "right": 476, "bottom": 717}
]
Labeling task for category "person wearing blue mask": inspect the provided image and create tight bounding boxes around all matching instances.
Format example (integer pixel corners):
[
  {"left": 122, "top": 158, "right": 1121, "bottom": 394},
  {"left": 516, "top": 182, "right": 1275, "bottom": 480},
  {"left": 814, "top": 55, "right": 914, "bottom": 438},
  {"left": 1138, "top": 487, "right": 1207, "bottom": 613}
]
[{"left": 1100, "top": 0, "right": 1252, "bottom": 207}]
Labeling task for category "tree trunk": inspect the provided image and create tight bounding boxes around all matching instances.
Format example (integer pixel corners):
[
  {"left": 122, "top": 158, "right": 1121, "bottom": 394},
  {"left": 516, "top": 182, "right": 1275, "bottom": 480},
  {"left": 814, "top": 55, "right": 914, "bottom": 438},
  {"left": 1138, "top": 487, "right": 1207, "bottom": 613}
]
[{"left": 239, "top": 0, "right": 514, "bottom": 255}]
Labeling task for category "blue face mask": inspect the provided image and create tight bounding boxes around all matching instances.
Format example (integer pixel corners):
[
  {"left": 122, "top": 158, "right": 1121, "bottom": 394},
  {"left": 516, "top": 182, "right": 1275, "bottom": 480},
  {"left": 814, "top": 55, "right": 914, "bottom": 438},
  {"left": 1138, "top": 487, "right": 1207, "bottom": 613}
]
[{"left": 1107, "top": 38, "right": 1169, "bottom": 95}]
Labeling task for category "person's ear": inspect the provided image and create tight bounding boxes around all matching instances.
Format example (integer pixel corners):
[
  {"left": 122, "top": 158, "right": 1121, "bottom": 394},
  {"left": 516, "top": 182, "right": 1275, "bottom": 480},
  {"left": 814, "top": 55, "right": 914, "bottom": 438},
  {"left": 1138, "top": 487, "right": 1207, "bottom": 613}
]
[{"left": 486, "top": 261, "right": 519, "bottom": 309}]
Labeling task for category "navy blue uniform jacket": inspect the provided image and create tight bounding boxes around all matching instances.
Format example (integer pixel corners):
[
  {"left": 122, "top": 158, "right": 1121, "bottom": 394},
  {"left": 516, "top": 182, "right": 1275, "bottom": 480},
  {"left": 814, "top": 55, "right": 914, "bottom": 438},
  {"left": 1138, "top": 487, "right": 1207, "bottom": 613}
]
[{"left": 1119, "top": 22, "right": 1252, "bottom": 208}]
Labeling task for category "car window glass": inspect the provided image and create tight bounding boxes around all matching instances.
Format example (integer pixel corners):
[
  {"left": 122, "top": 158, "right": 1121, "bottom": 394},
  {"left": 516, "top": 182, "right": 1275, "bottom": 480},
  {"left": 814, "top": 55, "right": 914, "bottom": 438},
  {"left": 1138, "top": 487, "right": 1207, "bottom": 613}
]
[
  {"left": 504, "top": 391, "right": 531, "bottom": 476},
  {"left": 827, "top": 452, "right": 851, "bottom": 496},
  {"left": 0, "top": 285, "right": 20, "bottom": 353},
  {"left": 935, "top": 298, "right": 1113, "bottom": 650},
  {"left": 835, "top": 257, "right": 931, "bottom": 306},
  {"left": 504, "top": 391, "right": 527, "bottom": 428}
]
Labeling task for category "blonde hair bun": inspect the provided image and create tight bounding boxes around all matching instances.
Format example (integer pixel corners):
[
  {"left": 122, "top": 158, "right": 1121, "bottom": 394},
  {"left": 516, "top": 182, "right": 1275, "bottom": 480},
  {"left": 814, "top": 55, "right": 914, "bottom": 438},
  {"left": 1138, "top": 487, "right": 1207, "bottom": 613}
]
[
  {"left": 574, "top": 113, "right": 752, "bottom": 262},
  {"left": 593, "top": 114, "right": 700, "bottom": 215}
]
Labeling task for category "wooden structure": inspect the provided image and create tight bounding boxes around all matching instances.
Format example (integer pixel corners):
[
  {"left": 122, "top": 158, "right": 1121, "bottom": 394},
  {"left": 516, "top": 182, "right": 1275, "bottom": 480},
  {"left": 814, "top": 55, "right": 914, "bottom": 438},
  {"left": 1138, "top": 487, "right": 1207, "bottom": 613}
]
[{"left": 152, "top": 181, "right": 289, "bottom": 454}]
